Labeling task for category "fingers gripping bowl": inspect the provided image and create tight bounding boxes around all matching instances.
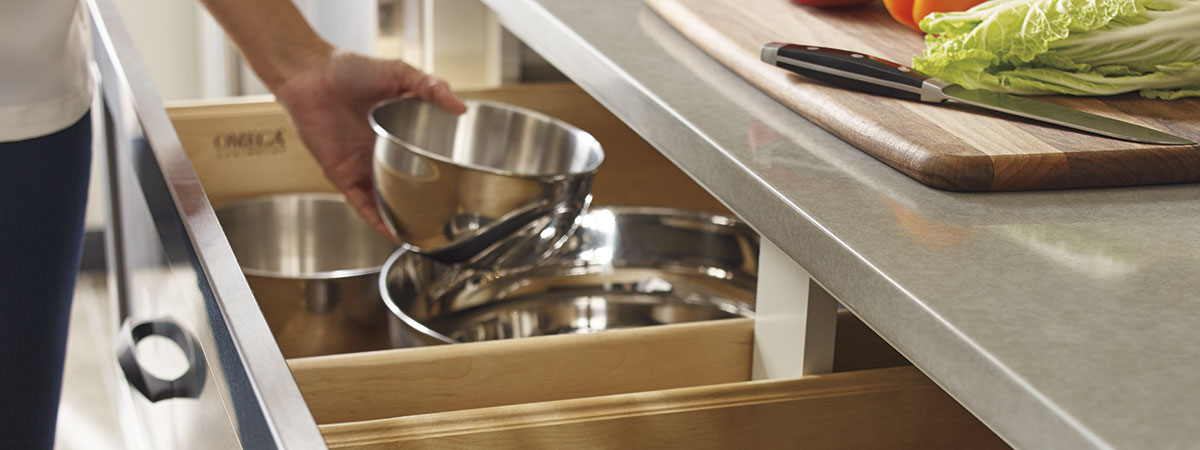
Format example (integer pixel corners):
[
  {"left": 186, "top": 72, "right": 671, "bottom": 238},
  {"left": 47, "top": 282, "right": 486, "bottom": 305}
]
[{"left": 371, "top": 98, "right": 605, "bottom": 268}]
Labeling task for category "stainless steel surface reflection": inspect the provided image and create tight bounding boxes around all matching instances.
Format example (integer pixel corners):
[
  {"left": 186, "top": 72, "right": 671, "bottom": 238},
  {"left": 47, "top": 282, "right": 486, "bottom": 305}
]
[
  {"left": 380, "top": 206, "right": 758, "bottom": 346},
  {"left": 92, "top": 0, "right": 324, "bottom": 444},
  {"left": 371, "top": 98, "right": 604, "bottom": 268},
  {"left": 215, "top": 194, "right": 399, "bottom": 358}
]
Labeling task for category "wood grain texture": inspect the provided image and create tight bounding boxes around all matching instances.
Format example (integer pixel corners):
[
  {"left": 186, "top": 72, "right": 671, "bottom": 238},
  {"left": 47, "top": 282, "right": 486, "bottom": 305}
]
[
  {"left": 289, "top": 319, "right": 755, "bottom": 424},
  {"left": 319, "top": 366, "right": 1009, "bottom": 449},
  {"left": 167, "top": 98, "right": 338, "bottom": 207},
  {"left": 291, "top": 311, "right": 911, "bottom": 425},
  {"left": 645, "top": 0, "right": 1200, "bottom": 191}
]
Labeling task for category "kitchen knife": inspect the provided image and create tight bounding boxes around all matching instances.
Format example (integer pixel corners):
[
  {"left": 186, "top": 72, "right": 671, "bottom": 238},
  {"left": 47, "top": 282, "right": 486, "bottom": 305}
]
[{"left": 761, "top": 43, "right": 1196, "bottom": 146}]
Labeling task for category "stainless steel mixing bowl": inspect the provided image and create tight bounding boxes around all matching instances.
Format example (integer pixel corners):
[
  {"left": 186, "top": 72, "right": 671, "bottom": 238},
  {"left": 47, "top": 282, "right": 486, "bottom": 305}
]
[
  {"left": 215, "top": 193, "right": 399, "bottom": 358},
  {"left": 371, "top": 98, "right": 605, "bottom": 269},
  {"left": 380, "top": 206, "right": 758, "bottom": 347}
]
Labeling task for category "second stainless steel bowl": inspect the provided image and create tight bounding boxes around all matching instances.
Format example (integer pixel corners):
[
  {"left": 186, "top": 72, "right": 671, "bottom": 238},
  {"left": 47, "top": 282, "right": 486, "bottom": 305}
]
[
  {"left": 216, "top": 193, "right": 399, "bottom": 358},
  {"left": 380, "top": 206, "right": 759, "bottom": 347},
  {"left": 371, "top": 98, "right": 605, "bottom": 268}
]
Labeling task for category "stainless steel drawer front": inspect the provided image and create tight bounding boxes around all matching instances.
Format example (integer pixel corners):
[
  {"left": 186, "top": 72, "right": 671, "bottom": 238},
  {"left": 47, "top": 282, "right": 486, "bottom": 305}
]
[{"left": 89, "top": 0, "right": 326, "bottom": 448}]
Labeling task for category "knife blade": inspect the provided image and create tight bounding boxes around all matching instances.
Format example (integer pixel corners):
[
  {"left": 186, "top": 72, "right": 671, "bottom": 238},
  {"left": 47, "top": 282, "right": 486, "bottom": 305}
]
[{"left": 761, "top": 43, "right": 1196, "bottom": 146}]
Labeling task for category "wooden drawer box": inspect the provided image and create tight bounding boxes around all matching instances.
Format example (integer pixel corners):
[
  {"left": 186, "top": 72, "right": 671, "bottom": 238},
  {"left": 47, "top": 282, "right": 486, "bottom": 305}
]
[
  {"left": 169, "top": 82, "right": 1008, "bottom": 448},
  {"left": 291, "top": 313, "right": 1005, "bottom": 449}
]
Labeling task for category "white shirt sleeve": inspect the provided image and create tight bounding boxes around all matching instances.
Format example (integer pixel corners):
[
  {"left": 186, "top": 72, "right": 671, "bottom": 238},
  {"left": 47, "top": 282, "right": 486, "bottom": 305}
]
[{"left": 0, "top": 0, "right": 95, "bottom": 142}]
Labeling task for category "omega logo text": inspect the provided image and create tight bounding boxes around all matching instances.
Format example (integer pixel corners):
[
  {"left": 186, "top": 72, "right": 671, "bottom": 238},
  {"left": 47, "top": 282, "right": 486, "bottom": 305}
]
[{"left": 213, "top": 129, "right": 287, "bottom": 159}]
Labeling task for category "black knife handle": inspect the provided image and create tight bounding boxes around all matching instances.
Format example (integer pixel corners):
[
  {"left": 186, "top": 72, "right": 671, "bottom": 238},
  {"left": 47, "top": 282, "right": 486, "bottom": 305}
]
[{"left": 762, "top": 43, "right": 933, "bottom": 102}]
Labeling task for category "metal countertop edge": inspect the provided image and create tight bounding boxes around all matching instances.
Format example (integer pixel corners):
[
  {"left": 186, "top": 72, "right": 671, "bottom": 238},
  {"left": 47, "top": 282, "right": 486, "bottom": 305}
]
[
  {"left": 88, "top": 0, "right": 327, "bottom": 448},
  {"left": 481, "top": 1, "right": 1110, "bottom": 449}
]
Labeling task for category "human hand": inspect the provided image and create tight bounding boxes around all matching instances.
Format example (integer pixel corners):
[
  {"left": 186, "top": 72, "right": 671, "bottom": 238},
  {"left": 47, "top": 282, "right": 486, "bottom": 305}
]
[{"left": 272, "top": 49, "right": 467, "bottom": 238}]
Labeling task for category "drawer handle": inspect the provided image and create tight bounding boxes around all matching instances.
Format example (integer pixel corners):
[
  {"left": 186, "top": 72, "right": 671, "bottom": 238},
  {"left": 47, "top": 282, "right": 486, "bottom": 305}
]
[{"left": 117, "top": 318, "right": 207, "bottom": 402}]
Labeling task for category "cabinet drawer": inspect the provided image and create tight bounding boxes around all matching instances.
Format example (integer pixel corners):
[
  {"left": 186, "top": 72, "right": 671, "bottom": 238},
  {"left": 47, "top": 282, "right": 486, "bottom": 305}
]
[
  {"left": 291, "top": 313, "right": 1004, "bottom": 449},
  {"left": 170, "top": 82, "right": 1006, "bottom": 448}
]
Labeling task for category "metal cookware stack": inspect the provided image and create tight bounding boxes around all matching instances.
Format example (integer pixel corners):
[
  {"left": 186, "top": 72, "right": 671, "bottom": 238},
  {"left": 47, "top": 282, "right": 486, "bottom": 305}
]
[
  {"left": 219, "top": 97, "right": 760, "bottom": 357},
  {"left": 370, "top": 98, "right": 758, "bottom": 348}
]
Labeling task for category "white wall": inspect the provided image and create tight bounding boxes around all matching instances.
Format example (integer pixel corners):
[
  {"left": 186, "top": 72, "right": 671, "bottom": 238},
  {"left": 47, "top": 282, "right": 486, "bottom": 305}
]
[
  {"left": 112, "top": 0, "right": 202, "bottom": 101},
  {"left": 425, "top": 0, "right": 502, "bottom": 89},
  {"left": 110, "top": 0, "right": 500, "bottom": 100},
  {"left": 85, "top": 0, "right": 202, "bottom": 230},
  {"left": 112, "top": 0, "right": 379, "bottom": 101}
]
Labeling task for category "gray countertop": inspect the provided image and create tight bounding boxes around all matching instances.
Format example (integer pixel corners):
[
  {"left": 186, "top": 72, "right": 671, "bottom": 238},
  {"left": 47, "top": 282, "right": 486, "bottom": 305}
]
[{"left": 485, "top": 1, "right": 1200, "bottom": 449}]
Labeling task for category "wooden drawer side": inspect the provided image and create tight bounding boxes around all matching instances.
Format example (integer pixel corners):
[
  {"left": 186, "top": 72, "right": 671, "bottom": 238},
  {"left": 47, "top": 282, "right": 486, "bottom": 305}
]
[
  {"left": 320, "top": 366, "right": 1009, "bottom": 450},
  {"left": 291, "top": 310, "right": 914, "bottom": 425},
  {"left": 289, "top": 318, "right": 754, "bottom": 424}
]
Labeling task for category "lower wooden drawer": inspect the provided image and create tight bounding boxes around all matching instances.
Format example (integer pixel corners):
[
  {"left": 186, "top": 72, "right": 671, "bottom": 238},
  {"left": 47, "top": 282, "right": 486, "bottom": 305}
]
[
  {"left": 289, "top": 313, "right": 1008, "bottom": 449},
  {"left": 320, "top": 367, "right": 993, "bottom": 449}
]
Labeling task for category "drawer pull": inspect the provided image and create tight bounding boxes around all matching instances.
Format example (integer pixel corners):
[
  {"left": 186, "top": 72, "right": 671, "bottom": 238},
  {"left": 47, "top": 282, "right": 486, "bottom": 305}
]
[{"left": 117, "top": 318, "right": 207, "bottom": 402}]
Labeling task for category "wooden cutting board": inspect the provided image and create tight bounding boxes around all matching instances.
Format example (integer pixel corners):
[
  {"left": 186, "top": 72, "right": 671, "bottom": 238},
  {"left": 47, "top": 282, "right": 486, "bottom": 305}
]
[{"left": 645, "top": 0, "right": 1200, "bottom": 191}]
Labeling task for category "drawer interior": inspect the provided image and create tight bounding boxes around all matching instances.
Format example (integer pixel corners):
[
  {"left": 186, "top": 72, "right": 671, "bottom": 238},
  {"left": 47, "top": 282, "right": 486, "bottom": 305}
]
[
  {"left": 168, "top": 81, "right": 735, "bottom": 358},
  {"left": 170, "top": 83, "right": 1006, "bottom": 448}
]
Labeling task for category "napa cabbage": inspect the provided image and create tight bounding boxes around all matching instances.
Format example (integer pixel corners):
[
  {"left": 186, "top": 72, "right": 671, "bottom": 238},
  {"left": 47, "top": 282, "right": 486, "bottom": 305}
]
[{"left": 913, "top": 0, "right": 1200, "bottom": 98}]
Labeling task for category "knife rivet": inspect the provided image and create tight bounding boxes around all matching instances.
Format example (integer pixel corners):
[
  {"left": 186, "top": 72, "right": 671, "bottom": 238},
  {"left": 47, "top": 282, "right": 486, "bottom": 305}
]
[
  {"left": 898, "top": 66, "right": 911, "bottom": 72},
  {"left": 806, "top": 46, "right": 819, "bottom": 50},
  {"left": 851, "top": 53, "right": 864, "bottom": 58}
]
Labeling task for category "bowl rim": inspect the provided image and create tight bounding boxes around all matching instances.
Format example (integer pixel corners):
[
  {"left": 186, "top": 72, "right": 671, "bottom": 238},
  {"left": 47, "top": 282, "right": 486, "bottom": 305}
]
[
  {"left": 370, "top": 97, "right": 606, "bottom": 179},
  {"left": 215, "top": 192, "right": 399, "bottom": 280},
  {"left": 379, "top": 247, "right": 458, "bottom": 344}
]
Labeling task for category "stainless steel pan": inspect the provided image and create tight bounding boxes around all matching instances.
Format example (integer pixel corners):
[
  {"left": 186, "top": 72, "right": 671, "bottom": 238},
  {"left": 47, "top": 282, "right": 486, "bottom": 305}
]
[{"left": 380, "top": 206, "right": 758, "bottom": 347}]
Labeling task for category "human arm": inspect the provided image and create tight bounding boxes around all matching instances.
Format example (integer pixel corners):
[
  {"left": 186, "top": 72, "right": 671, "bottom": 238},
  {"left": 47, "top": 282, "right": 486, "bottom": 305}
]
[{"left": 197, "top": 0, "right": 467, "bottom": 236}]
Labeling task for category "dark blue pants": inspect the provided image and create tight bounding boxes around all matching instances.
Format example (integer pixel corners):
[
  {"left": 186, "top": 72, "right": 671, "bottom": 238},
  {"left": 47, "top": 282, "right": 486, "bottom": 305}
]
[{"left": 0, "top": 112, "right": 92, "bottom": 449}]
